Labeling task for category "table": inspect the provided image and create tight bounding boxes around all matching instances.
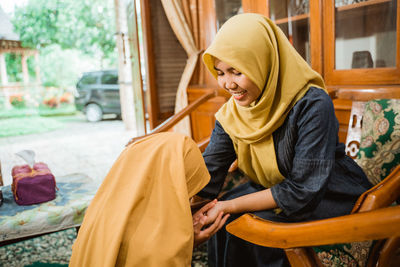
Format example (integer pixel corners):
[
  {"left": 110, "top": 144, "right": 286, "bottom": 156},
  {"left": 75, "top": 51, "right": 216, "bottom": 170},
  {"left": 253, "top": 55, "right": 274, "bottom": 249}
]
[{"left": 0, "top": 173, "right": 99, "bottom": 246}]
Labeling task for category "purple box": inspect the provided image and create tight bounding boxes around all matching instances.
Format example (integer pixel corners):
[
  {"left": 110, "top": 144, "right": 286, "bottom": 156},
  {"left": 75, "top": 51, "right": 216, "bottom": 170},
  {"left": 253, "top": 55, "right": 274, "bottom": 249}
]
[{"left": 11, "top": 163, "right": 57, "bottom": 205}]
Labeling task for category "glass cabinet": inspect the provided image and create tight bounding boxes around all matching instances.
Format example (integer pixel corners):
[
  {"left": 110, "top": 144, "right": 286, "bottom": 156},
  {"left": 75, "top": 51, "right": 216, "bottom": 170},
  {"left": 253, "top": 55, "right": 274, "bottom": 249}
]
[
  {"left": 334, "top": 0, "right": 397, "bottom": 70},
  {"left": 269, "top": 0, "right": 311, "bottom": 64},
  {"left": 215, "top": 0, "right": 243, "bottom": 29},
  {"left": 325, "top": 0, "right": 399, "bottom": 85},
  {"left": 252, "top": 0, "right": 323, "bottom": 74},
  {"left": 242, "top": 0, "right": 400, "bottom": 86}
]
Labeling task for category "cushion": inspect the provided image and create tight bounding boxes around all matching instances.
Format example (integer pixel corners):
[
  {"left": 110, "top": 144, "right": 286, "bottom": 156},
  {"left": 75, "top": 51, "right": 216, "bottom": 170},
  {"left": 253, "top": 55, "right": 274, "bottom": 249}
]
[
  {"left": 314, "top": 241, "right": 373, "bottom": 267},
  {"left": 355, "top": 99, "right": 400, "bottom": 185}
]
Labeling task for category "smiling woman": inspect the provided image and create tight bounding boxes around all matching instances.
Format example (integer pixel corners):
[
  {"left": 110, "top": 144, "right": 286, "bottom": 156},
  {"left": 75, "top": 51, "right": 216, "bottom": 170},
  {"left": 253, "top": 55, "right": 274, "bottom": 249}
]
[{"left": 196, "top": 13, "right": 372, "bottom": 266}]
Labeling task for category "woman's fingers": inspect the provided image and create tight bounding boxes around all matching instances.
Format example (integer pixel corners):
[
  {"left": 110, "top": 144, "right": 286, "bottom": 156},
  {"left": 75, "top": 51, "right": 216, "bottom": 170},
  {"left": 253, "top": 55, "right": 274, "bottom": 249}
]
[
  {"left": 193, "top": 215, "right": 207, "bottom": 233},
  {"left": 193, "top": 211, "right": 230, "bottom": 246},
  {"left": 198, "top": 199, "right": 217, "bottom": 214},
  {"left": 193, "top": 199, "right": 216, "bottom": 221},
  {"left": 202, "top": 211, "right": 228, "bottom": 237}
]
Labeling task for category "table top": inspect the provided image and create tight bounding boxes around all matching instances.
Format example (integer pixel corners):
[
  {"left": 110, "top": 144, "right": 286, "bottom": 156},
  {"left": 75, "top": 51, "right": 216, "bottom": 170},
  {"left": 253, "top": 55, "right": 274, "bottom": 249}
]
[{"left": 0, "top": 173, "right": 99, "bottom": 242}]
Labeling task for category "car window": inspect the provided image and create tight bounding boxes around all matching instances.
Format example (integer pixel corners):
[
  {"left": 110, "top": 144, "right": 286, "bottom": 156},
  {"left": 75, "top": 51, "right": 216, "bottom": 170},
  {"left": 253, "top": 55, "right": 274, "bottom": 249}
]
[
  {"left": 101, "top": 73, "right": 118, "bottom": 85},
  {"left": 80, "top": 74, "right": 98, "bottom": 85}
]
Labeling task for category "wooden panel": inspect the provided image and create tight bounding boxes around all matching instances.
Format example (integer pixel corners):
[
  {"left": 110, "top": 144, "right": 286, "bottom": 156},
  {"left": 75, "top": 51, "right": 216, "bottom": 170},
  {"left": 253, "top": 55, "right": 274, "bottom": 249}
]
[
  {"left": 242, "top": 0, "right": 269, "bottom": 16},
  {"left": 198, "top": 0, "right": 218, "bottom": 86},
  {"left": 333, "top": 98, "right": 352, "bottom": 144},
  {"left": 309, "top": 0, "right": 322, "bottom": 74},
  {"left": 140, "top": 0, "right": 159, "bottom": 129},
  {"left": 188, "top": 86, "right": 227, "bottom": 142}
]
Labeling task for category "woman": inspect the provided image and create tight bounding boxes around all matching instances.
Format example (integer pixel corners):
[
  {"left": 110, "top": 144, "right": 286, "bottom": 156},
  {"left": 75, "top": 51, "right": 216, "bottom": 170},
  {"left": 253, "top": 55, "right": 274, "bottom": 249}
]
[
  {"left": 197, "top": 14, "right": 372, "bottom": 266},
  {"left": 69, "top": 132, "right": 228, "bottom": 267}
]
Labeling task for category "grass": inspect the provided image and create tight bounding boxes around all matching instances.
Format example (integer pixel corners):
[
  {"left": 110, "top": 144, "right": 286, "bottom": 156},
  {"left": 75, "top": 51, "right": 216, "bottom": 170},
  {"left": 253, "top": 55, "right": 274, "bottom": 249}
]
[
  {"left": 0, "top": 105, "right": 76, "bottom": 119},
  {"left": 0, "top": 104, "right": 79, "bottom": 137},
  {"left": 38, "top": 104, "right": 76, "bottom": 116},
  {"left": 0, "top": 107, "right": 39, "bottom": 118},
  {"left": 0, "top": 117, "right": 65, "bottom": 137}
]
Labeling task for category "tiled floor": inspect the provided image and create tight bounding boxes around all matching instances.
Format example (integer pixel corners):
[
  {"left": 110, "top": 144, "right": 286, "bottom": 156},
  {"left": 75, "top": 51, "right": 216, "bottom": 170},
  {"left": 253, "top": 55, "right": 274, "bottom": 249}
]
[{"left": 0, "top": 115, "right": 138, "bottom": 186}]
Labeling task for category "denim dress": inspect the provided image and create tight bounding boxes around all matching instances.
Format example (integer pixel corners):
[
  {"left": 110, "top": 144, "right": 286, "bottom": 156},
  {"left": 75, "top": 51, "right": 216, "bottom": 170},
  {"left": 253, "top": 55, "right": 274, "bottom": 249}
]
[{"left": 198, "top": 88, "right": 372, "bottom": 267}]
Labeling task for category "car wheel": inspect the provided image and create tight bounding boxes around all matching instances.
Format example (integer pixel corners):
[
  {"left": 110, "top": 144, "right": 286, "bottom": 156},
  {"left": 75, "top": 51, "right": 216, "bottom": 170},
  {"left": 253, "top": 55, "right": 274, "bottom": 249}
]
[{"left": 85, "top": 103, "right": 103, "bottom": 122}]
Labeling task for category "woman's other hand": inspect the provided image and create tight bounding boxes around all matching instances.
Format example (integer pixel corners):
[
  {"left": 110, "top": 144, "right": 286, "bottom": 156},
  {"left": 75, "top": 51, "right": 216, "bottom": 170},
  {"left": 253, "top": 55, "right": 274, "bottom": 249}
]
[{"left": 193, "top": 199, "right": 230, "bottom": 247}]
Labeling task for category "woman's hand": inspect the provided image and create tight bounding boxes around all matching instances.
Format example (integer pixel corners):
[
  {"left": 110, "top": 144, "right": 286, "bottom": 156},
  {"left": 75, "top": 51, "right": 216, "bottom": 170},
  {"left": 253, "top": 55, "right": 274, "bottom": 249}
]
[
  {"left": 193, "top": 199, "right": 230, "bottom": 247},
  {"left": 203, "top": 200, "right": 231, "bottom": 225}
]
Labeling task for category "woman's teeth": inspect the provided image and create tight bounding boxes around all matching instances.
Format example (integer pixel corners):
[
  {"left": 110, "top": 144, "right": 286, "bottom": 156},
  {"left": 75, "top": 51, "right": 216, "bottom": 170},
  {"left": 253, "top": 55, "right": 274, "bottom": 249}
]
[
  {"left": 232, "top": 91, "right": 246, "bottom": 97},
  {"left": 232, "top": 91, "right": 246, "bottom": 100}
]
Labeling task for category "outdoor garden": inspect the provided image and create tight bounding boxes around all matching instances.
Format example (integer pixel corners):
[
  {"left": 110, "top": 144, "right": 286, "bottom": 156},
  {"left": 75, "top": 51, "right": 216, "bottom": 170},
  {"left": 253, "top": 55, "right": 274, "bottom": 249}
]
[{"left": 0, "top": 0, "right": 117, "bottom": 137}]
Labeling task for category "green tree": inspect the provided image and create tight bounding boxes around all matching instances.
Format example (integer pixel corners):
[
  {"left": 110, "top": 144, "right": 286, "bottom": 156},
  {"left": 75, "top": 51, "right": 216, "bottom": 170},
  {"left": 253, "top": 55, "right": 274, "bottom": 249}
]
[
  {"left": 12, "top": 0, "right": 116, "bottom": 63},
  {"left": 7, "top": 0, "right": 117, "bottom": 87}
]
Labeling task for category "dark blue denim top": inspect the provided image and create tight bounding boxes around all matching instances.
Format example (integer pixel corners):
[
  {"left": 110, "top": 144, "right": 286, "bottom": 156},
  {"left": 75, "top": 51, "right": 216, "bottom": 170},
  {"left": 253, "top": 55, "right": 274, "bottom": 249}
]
[{"left": 198, "top": 87, "right": 371, "bottom": 217}]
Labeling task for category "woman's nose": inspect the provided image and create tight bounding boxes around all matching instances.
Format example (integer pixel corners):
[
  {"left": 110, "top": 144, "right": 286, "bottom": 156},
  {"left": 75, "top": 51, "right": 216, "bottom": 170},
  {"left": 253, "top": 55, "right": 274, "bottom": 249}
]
[{"left": 225, "top": 78, "right": 237, "bottom": 90}]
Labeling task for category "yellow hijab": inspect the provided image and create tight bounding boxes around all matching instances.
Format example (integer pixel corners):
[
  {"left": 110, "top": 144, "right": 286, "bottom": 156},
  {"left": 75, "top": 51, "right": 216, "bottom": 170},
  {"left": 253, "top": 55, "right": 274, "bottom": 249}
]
[
  {"left": 203, "top": 13, "right": 326, "bottom": 188},
  {"left": 69, "top": 132, "right": 210, "bottom": 267}
]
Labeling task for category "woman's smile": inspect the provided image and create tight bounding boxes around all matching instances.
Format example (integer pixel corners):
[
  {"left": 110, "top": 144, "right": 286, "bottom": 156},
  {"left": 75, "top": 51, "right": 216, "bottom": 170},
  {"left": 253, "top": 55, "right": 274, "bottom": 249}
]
[
  {"left": 214, "top": 59, "right": 261, "bottom": 107},
  {"left": 230, "top": 89, "right": 247, "bottom": 100}
]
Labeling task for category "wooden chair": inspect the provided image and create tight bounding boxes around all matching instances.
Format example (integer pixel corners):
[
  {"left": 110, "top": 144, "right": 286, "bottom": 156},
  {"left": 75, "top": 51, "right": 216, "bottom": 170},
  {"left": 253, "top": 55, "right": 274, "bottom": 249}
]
[{"left": 226, "top": 93, "right": 400, "bottom": 267}]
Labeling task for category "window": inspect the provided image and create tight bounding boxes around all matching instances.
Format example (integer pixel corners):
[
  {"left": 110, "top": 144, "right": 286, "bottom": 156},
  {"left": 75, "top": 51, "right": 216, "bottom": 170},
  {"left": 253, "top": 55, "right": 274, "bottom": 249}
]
[
  {"left": 101, "top": 73, "right": 118, "bottom": 84},
  {"left": 80, "top": 74, "right": 98, "bottom": 85}
]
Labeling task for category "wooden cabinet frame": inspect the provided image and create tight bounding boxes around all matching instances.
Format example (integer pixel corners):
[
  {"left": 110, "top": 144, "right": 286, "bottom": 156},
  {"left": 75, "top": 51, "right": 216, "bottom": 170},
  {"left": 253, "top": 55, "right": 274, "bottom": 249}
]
[
  {"left": 323, "top": 0, "right": 400, "bottom": 86},
  {"left": 242, "top": 0, "right": 323, "bottom": 74}
]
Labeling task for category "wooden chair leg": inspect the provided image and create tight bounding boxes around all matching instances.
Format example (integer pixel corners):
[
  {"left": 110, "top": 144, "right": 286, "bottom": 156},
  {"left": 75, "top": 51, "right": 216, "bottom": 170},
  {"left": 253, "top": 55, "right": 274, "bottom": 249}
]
[
  {"left": 376, "top": 237, "right": 400, "bottom": 267},
  {"left": 285, "top": 247, "right": 323, "bottom": 267}
]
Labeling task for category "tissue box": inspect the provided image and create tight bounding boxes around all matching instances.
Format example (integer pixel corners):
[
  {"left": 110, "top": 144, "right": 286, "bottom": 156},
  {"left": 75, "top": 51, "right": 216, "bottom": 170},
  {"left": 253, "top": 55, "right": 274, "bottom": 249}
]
[{"left": 11, "top": 163, "right": 57, "bottom": 205}]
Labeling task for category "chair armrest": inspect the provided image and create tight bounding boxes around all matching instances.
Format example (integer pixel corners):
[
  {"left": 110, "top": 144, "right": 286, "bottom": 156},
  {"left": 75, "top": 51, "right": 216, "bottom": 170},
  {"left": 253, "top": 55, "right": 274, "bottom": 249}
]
[
  {"left": 126, "top": 91, "right": 217, "bottom": 146},
  {"left": 226, "top": 205, "right": 400, "bottom": 249},
  {"left": 352, "top": 165, "right": 400, "bottom": 213}
]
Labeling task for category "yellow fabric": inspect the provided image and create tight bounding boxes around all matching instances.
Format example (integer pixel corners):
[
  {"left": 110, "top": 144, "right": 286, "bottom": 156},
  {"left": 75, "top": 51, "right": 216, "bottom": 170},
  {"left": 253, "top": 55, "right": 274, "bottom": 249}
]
[
  {"left": 69, "top": 132, "right": 210, "bottom": 267},
  {"left": 203, "top": 13, "right": 326, "bottom": 188}
]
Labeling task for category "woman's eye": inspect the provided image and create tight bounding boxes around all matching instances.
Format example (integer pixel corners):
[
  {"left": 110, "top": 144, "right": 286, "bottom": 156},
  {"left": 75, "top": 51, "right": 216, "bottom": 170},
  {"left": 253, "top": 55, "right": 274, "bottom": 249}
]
[
  {"left": 233, "top": 71, "right": 242, "bottom": 76},
  {"left": 217, "top": 72, "right": 224, "bottom": 76}
]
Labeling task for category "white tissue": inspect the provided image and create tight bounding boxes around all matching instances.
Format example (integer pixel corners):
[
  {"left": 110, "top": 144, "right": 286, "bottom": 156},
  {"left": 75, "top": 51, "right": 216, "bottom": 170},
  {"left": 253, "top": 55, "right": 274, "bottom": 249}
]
[{"left": 16, "top": 150, "right": 36, "bottom": 168}]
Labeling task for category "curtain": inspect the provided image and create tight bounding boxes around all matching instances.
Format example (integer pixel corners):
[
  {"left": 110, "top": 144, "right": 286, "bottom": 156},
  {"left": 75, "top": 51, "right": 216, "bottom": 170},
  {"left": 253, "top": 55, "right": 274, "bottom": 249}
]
[{"left": 160, "top": 0, "right": 201, "bottom": 136}]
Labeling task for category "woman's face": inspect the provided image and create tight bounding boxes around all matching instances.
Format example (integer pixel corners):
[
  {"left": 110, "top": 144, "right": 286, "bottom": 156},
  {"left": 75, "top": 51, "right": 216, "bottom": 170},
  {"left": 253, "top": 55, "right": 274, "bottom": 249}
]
[{"left": 214, "top": 59, "right": 261, "bottom": 107}]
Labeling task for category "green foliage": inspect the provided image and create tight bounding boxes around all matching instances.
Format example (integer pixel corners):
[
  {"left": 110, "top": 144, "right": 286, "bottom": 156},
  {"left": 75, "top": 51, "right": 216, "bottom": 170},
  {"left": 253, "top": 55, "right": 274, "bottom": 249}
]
[
  {"left": 12, "top": 0, "right": 116, "bottom": 61},
  {"left": 39, "top": 44, "right": 100, "bottom": 87},
  {"left": 5, "top": 53, "right": 23, "bottom": 82},
  {"left": 27, "top": 56, "right": 37, "bottom": 82},
  {"left": 8, "top": 0, "right": 117, "bottom": 88}
]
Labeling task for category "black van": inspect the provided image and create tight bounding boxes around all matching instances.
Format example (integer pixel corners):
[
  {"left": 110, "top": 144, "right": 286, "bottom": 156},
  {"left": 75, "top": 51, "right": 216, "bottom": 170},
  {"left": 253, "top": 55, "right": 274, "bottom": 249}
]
[{"left": 75, "top": 70, "right": 121, "bottom": 122}]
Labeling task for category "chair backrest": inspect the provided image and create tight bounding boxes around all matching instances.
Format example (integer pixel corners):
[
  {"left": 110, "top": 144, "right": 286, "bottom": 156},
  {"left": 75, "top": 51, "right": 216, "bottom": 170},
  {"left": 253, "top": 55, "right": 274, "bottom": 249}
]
[
  {"left": 345, "top": 99, "right": 400, "bottom": 267},
  {"left": 349, "top": 100, "right": 400, "bottom": 185},
  {"left": 345, "top": 99, "right": 400, "bottom": 211}
]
